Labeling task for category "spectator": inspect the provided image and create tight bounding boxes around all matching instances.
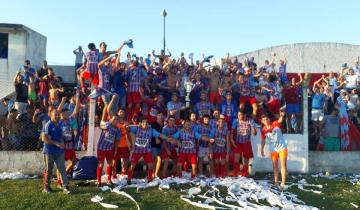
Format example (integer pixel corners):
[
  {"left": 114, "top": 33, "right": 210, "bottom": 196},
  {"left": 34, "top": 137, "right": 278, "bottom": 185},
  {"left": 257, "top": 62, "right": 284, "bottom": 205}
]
[
  {"left": 73, "top": 46, "right": 84, "bottom": 70},
  {"left": 311, "top": 85, "right": 325, "bottom": 134},
  {"left": 344, "top": 68, "right": 359, "bottom": 92},
  {"left": 13, "top": 71, "right": 28, "bottom": 115},
  {"left": 37, "top": 60, "right": 49, "bottom": 78},
  {"left": 320, "top": 109, "right": 340, "bottom": 151},
  {"left": 7, "top": 109, "right": 20, "bottom": 149},
  {"left": 22, "top": 60, "right": 35, "bottom": 86}
]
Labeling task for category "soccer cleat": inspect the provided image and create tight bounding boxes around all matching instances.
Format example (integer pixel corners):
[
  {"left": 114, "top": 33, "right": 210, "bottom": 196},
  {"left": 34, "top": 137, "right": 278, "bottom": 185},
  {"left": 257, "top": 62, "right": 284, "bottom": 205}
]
[
  {"left": 63, "top": 186, "right": 71, "bottom": 194},
  {"left": 42, "top": 188, "right": 52, "bottom": 194}
]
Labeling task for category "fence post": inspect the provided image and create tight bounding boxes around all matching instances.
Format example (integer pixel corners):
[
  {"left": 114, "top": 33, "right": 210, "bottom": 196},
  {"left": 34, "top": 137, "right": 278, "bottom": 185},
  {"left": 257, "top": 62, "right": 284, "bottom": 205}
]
[{"left": 87, "top": 85, "right": 96, "bottom": 156}]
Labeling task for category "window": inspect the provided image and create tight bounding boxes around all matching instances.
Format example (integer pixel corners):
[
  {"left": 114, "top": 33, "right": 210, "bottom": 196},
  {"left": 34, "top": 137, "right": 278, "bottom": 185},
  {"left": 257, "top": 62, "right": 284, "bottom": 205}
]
[{"left": 0, "top": 33, "right": 9, "bottom": 59}]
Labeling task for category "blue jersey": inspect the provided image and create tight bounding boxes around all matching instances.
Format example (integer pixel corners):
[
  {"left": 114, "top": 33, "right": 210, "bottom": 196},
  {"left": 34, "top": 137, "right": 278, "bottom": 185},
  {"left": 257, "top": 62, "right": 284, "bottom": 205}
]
[
  {"left": 173, "top": 129, "right": 202, "bottom": 154},
  {"left": 43, "top": 121, "right": 64, "bottom": 155},
  {"left": 211, "top": 128, "right": 228, "bottom": 154},
  {"left": 130, "top": 126, "right": 160, "bottom": 154},
  {"left": 97, "top": 122, "right": 121, "bottom": 151}
]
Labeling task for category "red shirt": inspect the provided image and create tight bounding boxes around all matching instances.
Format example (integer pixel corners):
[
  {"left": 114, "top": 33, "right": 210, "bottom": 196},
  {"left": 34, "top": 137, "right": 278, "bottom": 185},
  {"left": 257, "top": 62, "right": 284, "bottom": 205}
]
[
  {"left": 261, "top": 121, "right": 282, "bottom": 140},
  {"left": 283, "top": 86, "right": 299, "bottom": 104}
]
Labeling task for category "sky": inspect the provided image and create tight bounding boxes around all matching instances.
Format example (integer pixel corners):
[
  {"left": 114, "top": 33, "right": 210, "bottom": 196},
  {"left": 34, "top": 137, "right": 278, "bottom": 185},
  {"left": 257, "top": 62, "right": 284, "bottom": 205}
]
[{"left": 1, "top": 0, "right": 360, "bottom": 65}]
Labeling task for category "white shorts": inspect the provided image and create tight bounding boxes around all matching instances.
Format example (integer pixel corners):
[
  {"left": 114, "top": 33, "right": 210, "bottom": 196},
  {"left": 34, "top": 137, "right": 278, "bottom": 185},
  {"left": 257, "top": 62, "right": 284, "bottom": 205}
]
[
  {"left": 198, "top": 147, "right": 210, "bottom": 161},
  {"left": 311, "top": 109, "right": 324, "bottom": 121}
]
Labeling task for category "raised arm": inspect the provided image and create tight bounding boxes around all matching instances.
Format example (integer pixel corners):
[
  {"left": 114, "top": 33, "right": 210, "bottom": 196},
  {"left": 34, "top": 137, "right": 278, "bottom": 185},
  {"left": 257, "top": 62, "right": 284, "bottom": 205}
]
[
  {"left": 296, "top": 73, "right": 304, "bottom": 86},
  {"left": 70, "top": 95, "right": 81, "bottom": 118},
  {"left": 57, "top": 97, "right": 67, "bottom": 112},
  {"left": 106, "top": 94, "right": 118, "bottom": 118}
]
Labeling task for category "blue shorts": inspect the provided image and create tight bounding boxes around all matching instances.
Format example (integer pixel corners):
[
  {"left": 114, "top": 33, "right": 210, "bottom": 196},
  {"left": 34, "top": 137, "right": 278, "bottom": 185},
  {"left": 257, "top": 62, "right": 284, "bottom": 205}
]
[
  {"left": 151, "top": 147, "right": 161, "bottom": 158},
  {"left": 38, "top": 94, "right": 48, "bottom": 100},
  {"left": 286, "top": 103, "right": 300, "bottom": 115}
]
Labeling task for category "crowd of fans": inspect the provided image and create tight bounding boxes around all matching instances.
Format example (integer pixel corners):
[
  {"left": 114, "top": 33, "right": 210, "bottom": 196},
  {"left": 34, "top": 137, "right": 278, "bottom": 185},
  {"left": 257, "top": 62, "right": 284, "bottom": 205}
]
[{"left": 0, "top": 42, "right": 359, "bottom": 192}]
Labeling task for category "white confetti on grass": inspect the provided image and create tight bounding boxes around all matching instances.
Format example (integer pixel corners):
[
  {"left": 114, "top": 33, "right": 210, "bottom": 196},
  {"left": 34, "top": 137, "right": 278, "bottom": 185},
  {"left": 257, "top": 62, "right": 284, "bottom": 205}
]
[
  {"left": 106, "top": 174, "right": 320, "bottom": 210},
  {"left": 0, "top": 172, "right": 37, "bottom": 180}
]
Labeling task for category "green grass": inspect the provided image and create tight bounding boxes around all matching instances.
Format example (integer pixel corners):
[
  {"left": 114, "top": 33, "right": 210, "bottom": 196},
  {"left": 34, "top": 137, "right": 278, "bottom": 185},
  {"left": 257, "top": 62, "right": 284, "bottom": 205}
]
[{"left": 0, "top": 175, "right": 359, "bottom": 210}]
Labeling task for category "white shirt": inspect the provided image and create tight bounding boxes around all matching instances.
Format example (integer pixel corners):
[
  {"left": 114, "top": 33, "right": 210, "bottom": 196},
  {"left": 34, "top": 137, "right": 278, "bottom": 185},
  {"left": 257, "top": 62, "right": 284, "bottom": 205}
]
[
  {"left": 345, "top": 74, "right": 358, "bottom": 89},
  {"left": 74, "top": 51, "right": 84, "bottom": 64}
]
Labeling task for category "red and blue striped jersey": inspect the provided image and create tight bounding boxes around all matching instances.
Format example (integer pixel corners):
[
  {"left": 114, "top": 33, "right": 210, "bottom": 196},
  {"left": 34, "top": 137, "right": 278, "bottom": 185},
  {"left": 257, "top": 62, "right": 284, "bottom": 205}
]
[
  {"left": 59, "top": 118, "right": 77, "bottom": 150},
  {"left": 211, "top": 128, "right": 228, "bottom": 154},
  {"left": 99, "top": 65, "right": 111, "bottom": 90},
  {"left": 231, "top": 119, "right": 254, "bottom": 143},
  {"left": 130, "top": 126, "right": 160, "bottom": 154},
  {"left": 162, "top": 125, "right": 178, "bottom": 151},
  {"left": 194, "top": 102, "right": 214, "bottom": 118},
  {"left": 85, "top": 51, "right": 99, "bottom": 75},
  {"left": 209, "top": 119, "right": 228, "bottom": 130},
  {"left": 173, "top": 129, "right": 202, "bottom": 154},
  {"left": 196, "top": 124, "right": 212, "bottom": 147},
  {"left": 126, "top": 67, "right": 147, "bottom": 93},
  {"left": 239, "top": 80, "right": 255, "bottom": 97},
  {"left": 97, "top": 122, "right": 121, "bottom": 151}
]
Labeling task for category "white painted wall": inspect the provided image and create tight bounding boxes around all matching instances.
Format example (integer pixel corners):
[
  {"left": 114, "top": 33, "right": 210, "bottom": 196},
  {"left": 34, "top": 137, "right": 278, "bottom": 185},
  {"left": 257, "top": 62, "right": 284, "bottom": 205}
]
[
  {"left": 0, "top": 26, "right": 46, "bottom": 99},
  {"left": 0, "top": 30, "right": 26, "bottom": 98},
  {"left": 230, "top": 42, "right": 360, "bottom": 73}
]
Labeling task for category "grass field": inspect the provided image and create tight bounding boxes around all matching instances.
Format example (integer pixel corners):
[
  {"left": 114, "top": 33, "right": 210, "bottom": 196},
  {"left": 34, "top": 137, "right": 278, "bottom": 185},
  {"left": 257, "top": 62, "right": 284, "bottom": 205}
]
[{"left": 0, "top": 174, "right": 359, "bottom": 210}]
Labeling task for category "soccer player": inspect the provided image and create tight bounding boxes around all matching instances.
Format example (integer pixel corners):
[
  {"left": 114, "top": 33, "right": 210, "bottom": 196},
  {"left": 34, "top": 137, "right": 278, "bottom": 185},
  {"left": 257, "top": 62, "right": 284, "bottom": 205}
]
[
  {"left": 107, "top": 98, "right": 131, "bottom": 178},
  {"left": 260, "top": 112, "right": 288, "bottom": 190},
  {"left": 231, "top": 111, "right": 257, "bottom": 177},
  {"left": 172, "top": 119, "right": 212, "bottom": 179},
  {"left": 56, "top": 96, "right": 80, "bottom": 187},
  {"left": 126, "top": 60, "right": 148, "bottom": 121},
  {"left": 193, "top": 91, "right": 214, "bottom": 119},
  {"left": 210, "top": 115, "right": 230, "bottom": 178},
  {"left": 81, "top": 43, "right": 99, "bottom": 92},
  {"left": 97, "top": 54, "right": 114, "bottom": 104},
  {"left": 96, "top": 95, "right": 121, "bottom": 187},
  {"left": 196, "top": 114, "right": 213, "bottom": 177},
  {"left": 238, "top": 74, "right": 258, "bottom": 119},
  {"left": 161, "top": 115, "right": 179, "bottom": 178},
  {"left": 221, "top": 91, "right": 238, "bottom": 128},
  {"left": 127, "top": 117, "right": 174, "bottom": 184}
]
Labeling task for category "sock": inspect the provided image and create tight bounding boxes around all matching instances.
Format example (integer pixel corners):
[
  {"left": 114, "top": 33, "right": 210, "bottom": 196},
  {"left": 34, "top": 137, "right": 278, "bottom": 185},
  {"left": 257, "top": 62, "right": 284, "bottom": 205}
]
[
  {"left": 191, "top": 171, "right": 196, "bottom": 179},
  {"left": 242, "top": 164, "right": 248, "bottom": 177},
  {"left": 220, "top": 164, "right": 226, "bottom": 178},
  {"left": 43, "top": 170, "right": 47, "bottom": 189},
  {"left": 127, "top": 169, "right": 133, "bottom": 181},
  {"left": 96, "top": 166, "right": 103, "bottom": 185},
  {"left": 214, "top": 163, "right": 219, "bottom": 178},
  {"left": 106, "top": 166, "right": 112, "bottom": 182},
  {"left": 147, "top": 169, "right": 153, "bottom": 181},
  {"left": 234, "top": 163, "right": 239, "bottom": 176},
  {"left": 184, "top": 161, "right": 188, "bottom": 172},
  {"left": 57, "top": 179, "right": 62, "bottom": 186}
]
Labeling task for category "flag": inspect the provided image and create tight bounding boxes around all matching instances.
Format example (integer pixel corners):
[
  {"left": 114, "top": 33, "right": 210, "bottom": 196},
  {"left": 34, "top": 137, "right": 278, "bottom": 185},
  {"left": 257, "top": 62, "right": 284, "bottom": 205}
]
[
  {"left": 124, "top": 39, "right": 133, "bottom": 48},
  {"left": 202, "top": 55, "right": 214, "bottom": 63},
  {"left": 88, "top": 87, "right": 111, "bottom": 100}
]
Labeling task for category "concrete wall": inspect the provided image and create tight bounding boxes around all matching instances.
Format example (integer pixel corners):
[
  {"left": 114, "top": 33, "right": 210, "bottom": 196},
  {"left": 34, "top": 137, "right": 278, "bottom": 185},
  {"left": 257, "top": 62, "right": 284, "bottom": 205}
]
[
  {"left": 0, "top": 29, "right": 26, "bottom": 99},
  {"left": 25, "top": 28, "right": 46, "bottom": 70},
  {"left": 0, "top": 26, "right": 46, "bottom": 99},
  {"left": 49, "top": 65, "right": 76, "bottom": 84},
  {"left": 309, "top": 151, "right": 360, "bottom": 173},
  {"left": 0, "top": 151, "right": 87, "bottom": 174},
  {"left": 231, "top": 42, "right": 360, "bottom": 73}
]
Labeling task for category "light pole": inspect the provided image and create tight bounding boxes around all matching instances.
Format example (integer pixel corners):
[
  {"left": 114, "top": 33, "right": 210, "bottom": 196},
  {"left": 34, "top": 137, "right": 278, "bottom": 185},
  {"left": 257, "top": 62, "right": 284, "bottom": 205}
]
[{"left": 161, "top": 9, "right": 167, "bottom": 53}]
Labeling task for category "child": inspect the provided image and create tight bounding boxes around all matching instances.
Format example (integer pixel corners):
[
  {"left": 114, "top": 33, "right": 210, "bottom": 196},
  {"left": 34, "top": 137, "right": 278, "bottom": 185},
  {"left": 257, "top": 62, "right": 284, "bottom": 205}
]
[
  {"left": 28, "top": 75, "right": 37, "bottom": 106},
  {"left": 49, "top": 82, "right": 64, "bottom": 108}
]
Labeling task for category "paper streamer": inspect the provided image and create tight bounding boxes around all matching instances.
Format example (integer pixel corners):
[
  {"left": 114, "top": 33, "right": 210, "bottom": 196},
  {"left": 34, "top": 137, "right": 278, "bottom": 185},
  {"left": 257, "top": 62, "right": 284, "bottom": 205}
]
[
  {"left": 112, "top": 189, "right": 140, "bottom": 210},
  {"left": 91, "top": 195, "right": 119, "bottom": 209},
  {"left": 180, "top": 195, "right": 216, "bottom": 210}
]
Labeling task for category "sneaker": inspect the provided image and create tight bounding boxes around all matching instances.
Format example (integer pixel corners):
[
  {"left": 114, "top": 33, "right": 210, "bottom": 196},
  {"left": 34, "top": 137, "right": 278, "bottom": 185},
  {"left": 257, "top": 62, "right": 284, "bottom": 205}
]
[
  {"left": 279, "top": 184, "right": 287, "bottom": 191},
  {"left": 42, "top": 188, "right": 52, "bottom": 194},
  {"left": 63, "top": 187, "right": 71, "bottom": 194},
  {"left": 127, "top": 180, "right": 131, "bottom": 185}
]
